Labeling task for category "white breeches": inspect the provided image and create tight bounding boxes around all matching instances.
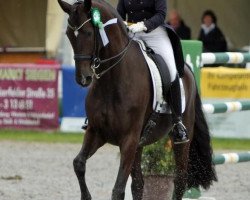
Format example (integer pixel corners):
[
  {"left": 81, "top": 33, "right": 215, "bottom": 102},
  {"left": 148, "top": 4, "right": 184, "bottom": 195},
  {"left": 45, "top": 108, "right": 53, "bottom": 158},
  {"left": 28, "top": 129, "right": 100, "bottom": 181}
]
[{"left": 130, "top": 26, "right": 177, "bottom": 82}]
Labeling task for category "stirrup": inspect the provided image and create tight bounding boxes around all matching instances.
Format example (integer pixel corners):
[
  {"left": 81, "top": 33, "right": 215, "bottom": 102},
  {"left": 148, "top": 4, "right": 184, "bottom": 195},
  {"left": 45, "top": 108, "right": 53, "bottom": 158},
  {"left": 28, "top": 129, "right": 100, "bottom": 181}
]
[
  {"left": 172, "top": 121, "right": 189, "bottom": 144},
  {"left": 172, "top": 121, "right": 186, "bottom": 130},
  {"left": 81, "top": 118, "right": 88, "bottom": 130}
]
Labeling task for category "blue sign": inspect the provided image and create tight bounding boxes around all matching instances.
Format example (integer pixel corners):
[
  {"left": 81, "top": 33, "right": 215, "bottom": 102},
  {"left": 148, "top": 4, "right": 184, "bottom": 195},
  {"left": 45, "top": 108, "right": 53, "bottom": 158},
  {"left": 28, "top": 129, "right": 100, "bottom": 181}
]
[{"left": 62, "top": 65, "right": 88, "bottom": 117}]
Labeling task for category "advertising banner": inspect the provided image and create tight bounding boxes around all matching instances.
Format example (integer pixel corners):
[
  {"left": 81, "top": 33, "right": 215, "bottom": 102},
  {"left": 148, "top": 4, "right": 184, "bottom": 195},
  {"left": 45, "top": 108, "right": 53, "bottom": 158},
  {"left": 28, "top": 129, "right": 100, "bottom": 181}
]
[
  {"left": 201, "top": 67, "right": 250, "bottom": 98},
  {"left": 0, "top": 64, "right": 59, "bottom": 130}
]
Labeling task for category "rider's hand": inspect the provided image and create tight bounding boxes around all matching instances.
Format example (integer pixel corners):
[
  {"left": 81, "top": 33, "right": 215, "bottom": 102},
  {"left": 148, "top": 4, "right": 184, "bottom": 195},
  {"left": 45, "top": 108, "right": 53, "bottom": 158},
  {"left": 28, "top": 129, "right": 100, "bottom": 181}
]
[{"left": 128, "top": 22, "right": 147, "bottom": 33}]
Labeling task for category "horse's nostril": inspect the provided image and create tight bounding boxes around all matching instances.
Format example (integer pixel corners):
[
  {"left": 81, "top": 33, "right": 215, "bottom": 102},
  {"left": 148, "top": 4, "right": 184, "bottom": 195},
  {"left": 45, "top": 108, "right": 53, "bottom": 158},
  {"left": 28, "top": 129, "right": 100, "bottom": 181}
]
[
  {"left": 75, "top": 76, "right": 84, "bottom": 86},
  {"left": 85, "top": 76, "right": 92, "bottom": 82},
  {"left": 77, "top": 75, "right": 92, "bottom": 87}
]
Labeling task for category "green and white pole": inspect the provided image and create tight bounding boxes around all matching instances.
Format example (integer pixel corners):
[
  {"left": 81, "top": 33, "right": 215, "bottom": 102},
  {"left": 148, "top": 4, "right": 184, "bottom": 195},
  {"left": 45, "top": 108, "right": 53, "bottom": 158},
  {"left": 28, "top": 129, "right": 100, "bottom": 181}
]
[
  {"left": 202, "top": 52, "right": 250, "bottom": 65},
  {"left": 203, "top": 101, "right": 250, "bottom": 114},
  {"left": 214, "top": 152, "right": 250, "bottom": 165}
]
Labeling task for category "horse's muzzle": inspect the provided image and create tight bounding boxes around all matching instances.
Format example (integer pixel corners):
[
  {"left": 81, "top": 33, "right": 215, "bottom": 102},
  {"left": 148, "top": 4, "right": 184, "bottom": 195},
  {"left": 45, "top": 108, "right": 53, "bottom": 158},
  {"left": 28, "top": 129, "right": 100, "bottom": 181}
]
[{"left": 77, "top": 75, "right": 92, "bottom": 87}]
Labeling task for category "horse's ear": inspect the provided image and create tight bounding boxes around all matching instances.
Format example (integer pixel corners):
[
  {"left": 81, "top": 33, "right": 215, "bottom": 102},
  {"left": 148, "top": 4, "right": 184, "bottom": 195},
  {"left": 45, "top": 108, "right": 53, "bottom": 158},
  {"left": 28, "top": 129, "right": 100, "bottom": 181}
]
[
  {"left": 58, "top": 0, "right": 71, "bottom": 14},
  {"left": 84, "top": 0, "right": 92, "bottom": 11}
]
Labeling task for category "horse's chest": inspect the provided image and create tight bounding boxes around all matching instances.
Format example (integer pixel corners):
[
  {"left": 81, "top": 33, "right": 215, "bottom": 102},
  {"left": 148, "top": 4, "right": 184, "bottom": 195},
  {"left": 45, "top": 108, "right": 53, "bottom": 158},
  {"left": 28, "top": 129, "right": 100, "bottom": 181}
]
[{"left": 88, "top": 104, "right": 119, "bottom": 129}]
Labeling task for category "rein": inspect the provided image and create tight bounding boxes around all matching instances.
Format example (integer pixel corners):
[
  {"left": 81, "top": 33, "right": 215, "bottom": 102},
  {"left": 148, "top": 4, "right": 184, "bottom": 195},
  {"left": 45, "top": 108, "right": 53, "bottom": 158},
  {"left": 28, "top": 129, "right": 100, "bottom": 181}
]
[{"left": 68, "top": 15, "right": 132, "bottom": 79}]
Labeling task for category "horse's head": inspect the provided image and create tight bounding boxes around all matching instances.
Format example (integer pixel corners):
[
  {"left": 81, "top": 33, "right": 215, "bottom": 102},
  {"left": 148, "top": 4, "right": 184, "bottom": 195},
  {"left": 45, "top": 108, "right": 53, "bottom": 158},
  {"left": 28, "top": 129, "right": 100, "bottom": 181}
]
[
  {"left": 59, "top": 0, "right": 130, "bottom": 86},
  {"left": 58, "top": 0, "right": 96, "bottom": 87}
]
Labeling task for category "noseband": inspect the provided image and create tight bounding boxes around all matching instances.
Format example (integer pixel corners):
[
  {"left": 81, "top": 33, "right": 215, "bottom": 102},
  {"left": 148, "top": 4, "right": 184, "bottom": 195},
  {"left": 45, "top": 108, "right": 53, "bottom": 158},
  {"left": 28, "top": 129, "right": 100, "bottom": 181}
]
[{"left": 67, "top": 11, "right": 132, "bottom": 79}]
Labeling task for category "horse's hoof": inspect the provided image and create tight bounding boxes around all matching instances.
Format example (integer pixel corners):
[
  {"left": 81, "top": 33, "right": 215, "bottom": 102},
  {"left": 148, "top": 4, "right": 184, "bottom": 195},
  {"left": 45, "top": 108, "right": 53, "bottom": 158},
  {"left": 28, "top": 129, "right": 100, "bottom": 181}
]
[
  {"left": 112, "top": 191, "right": 125, "bottom": 200},
  {"left": 81, "top": 197, "right": 91, "bottom": 200},
  {"left": 81, "top": 194, "right": 92, "bottom": 200}
]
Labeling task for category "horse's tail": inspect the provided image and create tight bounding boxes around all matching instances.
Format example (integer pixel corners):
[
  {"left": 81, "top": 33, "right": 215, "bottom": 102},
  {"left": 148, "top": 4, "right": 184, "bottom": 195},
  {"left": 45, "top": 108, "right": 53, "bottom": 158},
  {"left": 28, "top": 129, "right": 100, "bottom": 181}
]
[{"left": 187, "top": 90, "right": 217, "bottom": 189}]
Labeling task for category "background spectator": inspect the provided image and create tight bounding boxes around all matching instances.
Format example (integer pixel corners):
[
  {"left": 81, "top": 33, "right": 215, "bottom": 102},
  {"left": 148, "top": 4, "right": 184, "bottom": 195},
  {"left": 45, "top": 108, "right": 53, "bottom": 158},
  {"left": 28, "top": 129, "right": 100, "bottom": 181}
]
[
  {"left": 198, "top": 10, "right": 227, "bottom": 52},
  {"left": 168, "top": 9, "right": 191, "bottom": 40}
]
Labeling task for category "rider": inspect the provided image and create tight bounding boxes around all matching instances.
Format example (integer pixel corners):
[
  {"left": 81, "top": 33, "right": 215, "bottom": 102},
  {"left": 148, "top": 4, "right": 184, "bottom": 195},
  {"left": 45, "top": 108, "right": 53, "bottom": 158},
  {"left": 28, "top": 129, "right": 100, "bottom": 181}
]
[{"left": 117, "top": 0, "right": 189, "bottom": 144}]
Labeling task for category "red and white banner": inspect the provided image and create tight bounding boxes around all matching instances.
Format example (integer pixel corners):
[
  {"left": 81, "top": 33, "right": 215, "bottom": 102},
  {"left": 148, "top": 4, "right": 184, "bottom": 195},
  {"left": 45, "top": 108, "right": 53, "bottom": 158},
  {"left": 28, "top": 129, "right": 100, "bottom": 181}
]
[{"left": 0, "top": 64, "right": 59, "bottom": 130}]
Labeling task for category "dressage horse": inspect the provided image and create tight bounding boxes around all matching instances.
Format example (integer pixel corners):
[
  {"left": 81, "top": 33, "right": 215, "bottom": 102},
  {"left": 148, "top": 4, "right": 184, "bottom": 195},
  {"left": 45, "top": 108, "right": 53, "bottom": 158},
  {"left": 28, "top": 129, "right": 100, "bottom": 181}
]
[{"left": 58, "top": 0, "right": 217, "bottom": 199}]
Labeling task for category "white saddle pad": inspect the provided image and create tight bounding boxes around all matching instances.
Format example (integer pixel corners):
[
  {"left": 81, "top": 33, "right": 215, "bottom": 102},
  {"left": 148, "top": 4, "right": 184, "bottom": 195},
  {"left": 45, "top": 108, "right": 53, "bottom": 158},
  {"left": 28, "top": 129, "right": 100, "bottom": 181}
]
[{"left": 135, "top": 39, "right": 186, "bottom": 114}]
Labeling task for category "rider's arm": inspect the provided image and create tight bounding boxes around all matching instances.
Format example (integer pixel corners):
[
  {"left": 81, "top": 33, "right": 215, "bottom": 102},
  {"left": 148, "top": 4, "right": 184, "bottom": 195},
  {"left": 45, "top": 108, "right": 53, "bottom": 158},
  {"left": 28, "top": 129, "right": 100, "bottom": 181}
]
[
  {"left": 117, "top": 0, "right": 127, "bottom": 21},
  {"left": 144, "top": 0, "right": 167, "bottom": 32}
]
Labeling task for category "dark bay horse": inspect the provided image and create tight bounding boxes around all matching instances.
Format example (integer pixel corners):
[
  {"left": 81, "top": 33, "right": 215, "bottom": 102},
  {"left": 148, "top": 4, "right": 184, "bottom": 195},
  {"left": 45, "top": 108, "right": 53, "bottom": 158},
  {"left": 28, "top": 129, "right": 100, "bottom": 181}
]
[{"left": 58, "top": 0, "right": 217, "bottom": 199}]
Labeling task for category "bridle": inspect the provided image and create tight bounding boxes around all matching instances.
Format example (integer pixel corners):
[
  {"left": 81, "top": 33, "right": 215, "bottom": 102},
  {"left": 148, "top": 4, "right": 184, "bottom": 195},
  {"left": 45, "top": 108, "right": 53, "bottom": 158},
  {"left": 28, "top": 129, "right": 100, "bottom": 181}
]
[{"left": 67, "top": 11, "right": 133, "bottom": 79}]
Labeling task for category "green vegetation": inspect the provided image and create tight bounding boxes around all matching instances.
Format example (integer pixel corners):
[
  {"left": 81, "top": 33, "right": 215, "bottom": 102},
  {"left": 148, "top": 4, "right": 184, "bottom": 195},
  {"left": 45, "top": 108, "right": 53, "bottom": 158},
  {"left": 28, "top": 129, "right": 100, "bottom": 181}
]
[
  {"left": 141, "top": 136, "right": 250, "bottom": 175},
  {"left": 141, "top": 137, "right": 175, "bottom": 175},
  {"left": 0, "top": 129, "right": 83, "bottom": 143},
  {"left": 211, "top": 137, "right": 250, "bottom": 150},
  {"left": 0, "top": 129, "right": 250, "bottom": 150}
]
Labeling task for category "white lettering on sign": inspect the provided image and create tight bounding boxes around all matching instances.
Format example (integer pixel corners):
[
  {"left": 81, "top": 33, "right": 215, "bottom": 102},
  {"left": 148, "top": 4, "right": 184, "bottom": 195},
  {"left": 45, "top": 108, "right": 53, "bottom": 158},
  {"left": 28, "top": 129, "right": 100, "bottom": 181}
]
[
  {"left": 25, "top": 69, "right": 56, "bottom": 81},
  {"left": 0, "top": 69, "right": 23, "bottom": 80},
  {"left": 0, "top": 87, "right": 26, "bottom": 98},
  {"left": 26, "top": 87, "right": 46, "bottom": 98}
]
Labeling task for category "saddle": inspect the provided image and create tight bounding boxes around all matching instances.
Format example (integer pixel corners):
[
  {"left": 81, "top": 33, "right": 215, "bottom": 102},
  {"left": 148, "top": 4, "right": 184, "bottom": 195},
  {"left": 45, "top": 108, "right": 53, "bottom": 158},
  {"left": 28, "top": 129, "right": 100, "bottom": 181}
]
[
  {"left": 136, "top": 39, "right": 185, "bottom": 112},
  {"left": 135, "top": 40, "right": 186, "bottom": 146},
  {"left": 143, "top": 42, "right": 171, "bottom": 102}
]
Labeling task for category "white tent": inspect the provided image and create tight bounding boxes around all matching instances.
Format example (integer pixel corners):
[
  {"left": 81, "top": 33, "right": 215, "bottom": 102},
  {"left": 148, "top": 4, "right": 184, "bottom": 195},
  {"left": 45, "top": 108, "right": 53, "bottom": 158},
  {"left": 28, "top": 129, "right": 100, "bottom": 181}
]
[
  {"left": 1, "top": 0, "right": 249, "bottom": 61},
  {"left": 0, "top": 0, "right": 65, "bottom": 58}
]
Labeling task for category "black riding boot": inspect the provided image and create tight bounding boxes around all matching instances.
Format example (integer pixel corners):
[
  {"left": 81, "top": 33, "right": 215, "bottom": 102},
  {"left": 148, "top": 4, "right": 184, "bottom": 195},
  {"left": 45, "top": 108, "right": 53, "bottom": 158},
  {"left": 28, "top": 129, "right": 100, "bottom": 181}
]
[{"left": 169, "top": 75, "right": 189, "bottom": 144}]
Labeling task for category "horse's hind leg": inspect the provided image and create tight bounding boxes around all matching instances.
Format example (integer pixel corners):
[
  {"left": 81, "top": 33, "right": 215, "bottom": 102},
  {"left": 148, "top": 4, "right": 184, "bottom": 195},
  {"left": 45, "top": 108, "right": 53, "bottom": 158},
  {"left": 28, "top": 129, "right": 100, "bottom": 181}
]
[
  {"left": 172, "top": 143, "right": 190, "bottom": 200},
  {"left": 131, "top": 147, "right": 144, "bottom": 200},
  {"left": 172, "top": 108, "right": 194, "bottom": 200},
  {"left": 73, "top": 129, "right": 105, "bottom": 200}
]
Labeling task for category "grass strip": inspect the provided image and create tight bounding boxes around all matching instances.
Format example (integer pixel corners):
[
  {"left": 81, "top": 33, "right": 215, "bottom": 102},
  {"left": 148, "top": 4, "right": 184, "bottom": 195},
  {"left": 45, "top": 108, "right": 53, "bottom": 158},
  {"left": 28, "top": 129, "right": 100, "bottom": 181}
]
[
  {"left": 0, "top": 130, "right": 250, "bottom": 150},
  {"left": 211, "top": 137, "right": 250, "bottom": 150},
  {"left": 0, "top": 129, "right": 83, "bottom": 143}
]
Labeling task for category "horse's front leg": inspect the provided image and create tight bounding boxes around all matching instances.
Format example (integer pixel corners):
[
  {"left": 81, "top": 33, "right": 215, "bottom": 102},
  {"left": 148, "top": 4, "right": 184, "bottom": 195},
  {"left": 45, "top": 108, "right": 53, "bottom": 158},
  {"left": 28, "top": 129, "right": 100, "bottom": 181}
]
[
  {"left": 112, "top": 135, "right": 139, "bottom": 200},
  {"left": 73, "top": 129, "right": 105, "bottom": 200},
  {"left": 130, "top": 147, "right": 144, "bottom": 200}
]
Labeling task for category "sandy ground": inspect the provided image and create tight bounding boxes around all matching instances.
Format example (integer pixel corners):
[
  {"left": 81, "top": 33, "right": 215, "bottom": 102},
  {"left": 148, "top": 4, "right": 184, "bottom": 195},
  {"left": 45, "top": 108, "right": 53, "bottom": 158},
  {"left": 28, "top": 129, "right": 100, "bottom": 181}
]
[{"left": 0, "top": 141, "right": 249, "bottom": 200}]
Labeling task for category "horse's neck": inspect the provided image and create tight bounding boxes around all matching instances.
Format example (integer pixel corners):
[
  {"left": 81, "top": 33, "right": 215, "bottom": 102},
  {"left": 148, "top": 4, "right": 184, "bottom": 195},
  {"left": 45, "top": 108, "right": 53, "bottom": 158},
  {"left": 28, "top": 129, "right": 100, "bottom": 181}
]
[
  {"left": 92, "top": 36, "right": 132, "bottom": 97},
  {"left": 104, "top": 24, "right": 129, "bottom": 57},
  {"left": 97, "top": 23, "right": 130, "bottom": 78},
  {"left": 92, "top": 7, "right": 138, "bottom": 94}
]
